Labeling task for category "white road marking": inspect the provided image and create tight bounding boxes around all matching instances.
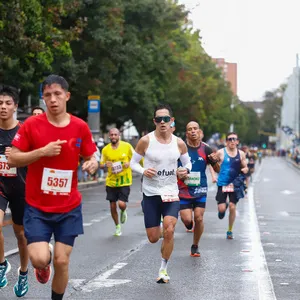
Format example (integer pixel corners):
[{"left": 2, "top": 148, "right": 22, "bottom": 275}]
[
  {"left": 258, "top": 216, "right": 265, "bottom": 219},
  {"left": 248, "top": 187, "right": 277, "bottom": 300},
  {"left": 81, "top": 262, "right": 131, "bottom": 292},
  {"left": 83, "top": 223, "right": 92, "bottom": 227},
  {"left": 280, "top": 190, "right": 295, "bottom": 195},
  {"left": 263, "top": 178, "right": 271, "bottom": 182},
  {"left": 4, "top": 248, "right": 18, "bottom": 257},
  {"left": 279, "top": 211, "right": 289, "bottom": 217},
  {"left": 69, "top": 279, "right": 86, "bottom": 289}
]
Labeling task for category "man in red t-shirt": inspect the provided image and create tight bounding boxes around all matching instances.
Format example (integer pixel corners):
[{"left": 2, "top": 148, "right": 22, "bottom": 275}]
[{"left": 7, "top": 75, "right": 98, "bottom": 300}]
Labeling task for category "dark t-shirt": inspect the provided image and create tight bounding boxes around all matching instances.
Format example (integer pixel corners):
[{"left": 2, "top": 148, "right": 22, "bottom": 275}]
[
  {"left": 178, "top": 142, "right": 214, "bottom": 198},
  {"left": 0, "top": 122, "right": 26, "bottom": 196}
]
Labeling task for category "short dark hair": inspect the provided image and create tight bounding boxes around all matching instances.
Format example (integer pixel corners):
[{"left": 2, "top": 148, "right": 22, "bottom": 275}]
[
  {"left": 42, "top": 74, "right": 69, "bottom": 92},
  {"left": 154, "top": 103, "right": 173, "bottom": 118},
  {"left": 226, "top": 132, "right": 238, "bottom": 139},
  {"left": 0, "top": 84, "right": 19, "bottom": 104},
  {"left": 31, "top": 106, "right": 45, "bottom": 114}
]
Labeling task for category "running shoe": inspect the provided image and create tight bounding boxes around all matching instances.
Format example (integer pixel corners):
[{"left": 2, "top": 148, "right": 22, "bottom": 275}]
[
  {"left": 157, "top": 269, "right": 170, "bottom": 283},
  {"left": 34, "top": 243, "right": 53, "bottom": 284},
  {"left": 226, "top": 231, "right": 233, "bottom": 239},
  {"left": 0, "top": 260, "right": 11, "bottom": 288},
  {"left": 190, "top": 245, "right": 201, "bottom": 257},
  {"left": 120, "top": 209, "right": 127, "bottom": 224},
  {"left": 14, "top": 267, "right": 29, "bottom": 297},
  {"left": 218, "top": 202, "right": 229, "bottom": 220},
  {"left": 114, "top": 224, "right": 122, "bottom": 236}
]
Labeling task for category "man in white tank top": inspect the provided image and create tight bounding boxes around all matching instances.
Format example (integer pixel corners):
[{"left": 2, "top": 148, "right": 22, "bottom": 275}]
[{"left": 130, "top": 104, "right": 191, "bottom": 283}]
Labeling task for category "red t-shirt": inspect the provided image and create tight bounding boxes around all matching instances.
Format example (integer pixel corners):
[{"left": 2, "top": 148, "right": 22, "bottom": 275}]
[{"left": 12, "top": 114, "right": 96, "bottom": 213}]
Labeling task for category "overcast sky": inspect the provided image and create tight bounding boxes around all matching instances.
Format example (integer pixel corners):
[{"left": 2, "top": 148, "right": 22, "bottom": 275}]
[{"left": 179, "top": 0, "right": 299, "bottom": 102}]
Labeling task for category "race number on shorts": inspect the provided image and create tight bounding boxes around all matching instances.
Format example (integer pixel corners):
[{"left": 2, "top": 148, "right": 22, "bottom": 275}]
[
  {"left": 0, "top": 155, "right": 17, "bottom": 177},
  {"left": 161, "top": 194, "right": 179, "bottom": 202},
  {"left": 184, "top": 172, "right": 201, "bottom": 186},
  {"left": 41, "top": 168, "right": 73, "bottom": 196},
  {"left": 222, "top": 184, "right": 234, "bottom": 193},
  {"left": 112, "top": 162, "right": 123, "bottom": 174}
]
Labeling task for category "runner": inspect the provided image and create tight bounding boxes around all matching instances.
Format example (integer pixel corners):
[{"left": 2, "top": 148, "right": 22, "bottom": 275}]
[
  {"left": 130, "top": 103, "right": 191, "bottom": 283},
  {"left": 211, "top": 132, "right": 248, "bottom": 240},
  {"left": 0, "top": 85, "right": 29, "bottom": 297},
  {"left": 8, "top": 74, "right": 98, "bottom": 300},
  {"left": 178, "top": 121, "right": 219, "bottom": 256},
  {"left": 100, "top": 128, "right": 134, "bottom": 236},
  {"left": 32, "top": 106, "right": 45, "bottom": 116},
  {"left": 244, "top": 147, "right": 256, "bottom": 189}
]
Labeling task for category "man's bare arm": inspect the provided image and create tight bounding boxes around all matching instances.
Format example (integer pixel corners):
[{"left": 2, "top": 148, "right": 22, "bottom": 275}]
[
  {"left": 8, "top": 147, "right": 44, "bottom": 168},
  {"left": 8, "top": 140, "right": 67, "bottom": 168},
  {"left": 135, "top": 135, "right": 149, "bottom": 156}
]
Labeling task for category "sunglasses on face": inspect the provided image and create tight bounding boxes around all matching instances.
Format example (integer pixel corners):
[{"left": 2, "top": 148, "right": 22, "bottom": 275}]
[
  {"left": 154, "top": 116, "right": 171, "bottom": 123},
  {"left": 227, "top": 137, "right": 238, "bottom": 142}
]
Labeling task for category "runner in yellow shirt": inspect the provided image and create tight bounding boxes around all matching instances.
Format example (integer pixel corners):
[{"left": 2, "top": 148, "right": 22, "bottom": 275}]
[{"left": 100, "top": 128, "right": 134, "bottom": 236}]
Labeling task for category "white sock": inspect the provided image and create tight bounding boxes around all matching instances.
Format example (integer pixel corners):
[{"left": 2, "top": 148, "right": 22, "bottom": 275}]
[{"left": 160, "top": 258, "right": 168, "bottom": 271}]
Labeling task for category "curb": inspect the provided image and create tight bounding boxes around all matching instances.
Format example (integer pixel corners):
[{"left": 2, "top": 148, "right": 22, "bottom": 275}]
[{"left": 78, "top": 179, "right": 105, "bottom": 191}]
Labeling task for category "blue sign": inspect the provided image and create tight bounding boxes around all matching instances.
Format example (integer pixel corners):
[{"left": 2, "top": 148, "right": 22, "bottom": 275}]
[{"left": 88, "top": 100, "right": 100, "bottom": 113}]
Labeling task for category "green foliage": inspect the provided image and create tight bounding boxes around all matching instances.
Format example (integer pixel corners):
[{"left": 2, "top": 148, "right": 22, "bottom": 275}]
[{"left": 1, "top": 0, "right": 261, "bottom": 140}]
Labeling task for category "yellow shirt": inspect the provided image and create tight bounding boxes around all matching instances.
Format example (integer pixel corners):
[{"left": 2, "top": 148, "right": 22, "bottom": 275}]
[{"left": 100, "top": 141, "right": 134, "bottom": 187}]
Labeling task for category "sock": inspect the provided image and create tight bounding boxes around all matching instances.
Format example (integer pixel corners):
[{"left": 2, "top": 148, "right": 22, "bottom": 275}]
[
  {"left": 228, "top": 225, "right": 233, "bottom": 232},
  {"left": 160, "top": 258, "right": 168, "bottom": 271},
  {"left": 20, "top": 269, "right": 28, "bottom": 276},
  {"left": 52, "top": 290, "right": 64, "bottom": 300},
  {"left": 0, "top": 260, "right": 7, "bottom": 266}
]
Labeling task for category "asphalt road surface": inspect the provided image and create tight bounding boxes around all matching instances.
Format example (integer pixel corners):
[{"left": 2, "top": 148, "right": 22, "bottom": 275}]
[{"left": 0, "top": 157, "right": 299, "bottom": 300}]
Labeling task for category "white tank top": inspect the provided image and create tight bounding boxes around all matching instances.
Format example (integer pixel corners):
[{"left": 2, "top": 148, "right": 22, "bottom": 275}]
[{"left": 142, "top": 131, "right": 180, "bottom": 196}]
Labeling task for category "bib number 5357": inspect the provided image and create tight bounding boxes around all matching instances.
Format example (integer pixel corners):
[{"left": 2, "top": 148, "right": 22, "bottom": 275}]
[
  {"left": 47, "top": 177, "right": 69, "bottom": 188},
  {"left": 41, "top": 168, "right": 73, "bottom": 195}
]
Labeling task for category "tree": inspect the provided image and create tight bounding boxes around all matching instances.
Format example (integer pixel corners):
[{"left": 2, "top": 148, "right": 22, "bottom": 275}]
[{"left": 0, "top": 0, "right": 82, "bottom": 105}]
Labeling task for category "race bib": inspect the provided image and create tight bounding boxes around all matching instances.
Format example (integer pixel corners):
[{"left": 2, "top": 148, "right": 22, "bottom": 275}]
[
  {"left": 0, "top": 155, "right": 17, "bottom": 177},
  {"left": 184, "top": 172, "right": 201, "bottom": 186},
  {"left": 112, "top": 162, "right": 123, "bottom": 174},
  {"left": 222, "top": 184, "right": 234, "bottom": 193},
  {"left": 41, "top": 168, "right": 73, "bottom": 196},
  {"left": 161, "top": 194, "right": 179, "bottom": 202}
]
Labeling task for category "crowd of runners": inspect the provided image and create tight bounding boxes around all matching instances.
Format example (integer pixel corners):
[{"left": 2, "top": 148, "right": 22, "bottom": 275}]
[{"left": 0, "top": 74, "right": 257, "bottom": 299}]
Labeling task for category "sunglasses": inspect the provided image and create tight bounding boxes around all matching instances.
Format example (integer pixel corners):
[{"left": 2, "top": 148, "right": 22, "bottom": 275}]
[
  {"left": 227, "top": 137, "right": 238, "bottom": 142},
  {"left": 154, "top": 116, "right": 171, "bottom": 123}
]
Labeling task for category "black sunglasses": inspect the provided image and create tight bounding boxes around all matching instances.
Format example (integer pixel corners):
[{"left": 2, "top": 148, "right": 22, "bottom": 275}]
[
  {"left": 227, "top": 137, "right": 238, "bottom": 142},
  {"left": 154, "top": 116, "right": 171, "bottom": 123}
]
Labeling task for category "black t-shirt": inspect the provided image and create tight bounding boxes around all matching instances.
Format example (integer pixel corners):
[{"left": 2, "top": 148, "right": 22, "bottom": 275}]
[{"left": 0, "top": 123, "right": 26, "bottom": 195}]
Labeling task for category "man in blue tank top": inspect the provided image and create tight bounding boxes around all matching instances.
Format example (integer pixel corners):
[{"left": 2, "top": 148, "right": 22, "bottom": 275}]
[{"left": 212, "top": 132, "right": 248, "bottom": 239}]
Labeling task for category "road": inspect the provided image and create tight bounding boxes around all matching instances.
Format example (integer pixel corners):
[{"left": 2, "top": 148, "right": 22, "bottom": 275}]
[{"left": 0, "top": 157, "right": 299, "bottom": 299}]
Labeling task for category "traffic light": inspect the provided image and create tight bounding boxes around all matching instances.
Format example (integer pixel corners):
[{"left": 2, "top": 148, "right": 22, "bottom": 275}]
[{"left": 262, "top": 143, "right": 267, "bottom": 149}]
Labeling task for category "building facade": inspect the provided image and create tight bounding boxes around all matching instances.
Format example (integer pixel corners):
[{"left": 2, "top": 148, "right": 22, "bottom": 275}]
[
  {"left": 279, "top": 66, "right": 300, "bottom": 149},
  {"left": 213, "top": 58, "right": 237, "bottom": 96}
]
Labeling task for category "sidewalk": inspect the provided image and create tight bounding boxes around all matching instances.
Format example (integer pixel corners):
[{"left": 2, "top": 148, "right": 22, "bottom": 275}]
[{"left": 78, "top": 177, "right": 105, "bottom": 191}]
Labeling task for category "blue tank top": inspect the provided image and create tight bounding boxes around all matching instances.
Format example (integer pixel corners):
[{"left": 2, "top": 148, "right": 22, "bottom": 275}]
[{"left": 217, "top": 148, "right": 241, "bottom": 186}]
